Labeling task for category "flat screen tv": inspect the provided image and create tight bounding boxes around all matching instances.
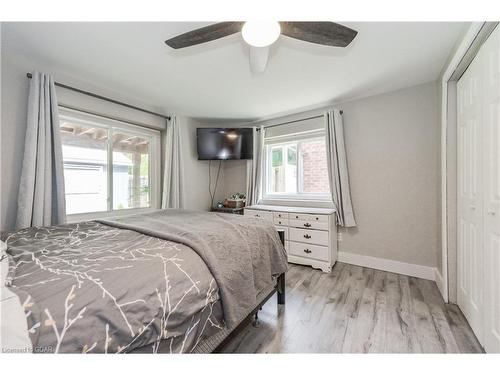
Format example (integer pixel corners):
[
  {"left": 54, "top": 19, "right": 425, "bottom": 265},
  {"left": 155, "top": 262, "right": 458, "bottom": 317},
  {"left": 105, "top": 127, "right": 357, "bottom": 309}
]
[{"left": 197, "top": 128, "right": 253, "bottom": 160}]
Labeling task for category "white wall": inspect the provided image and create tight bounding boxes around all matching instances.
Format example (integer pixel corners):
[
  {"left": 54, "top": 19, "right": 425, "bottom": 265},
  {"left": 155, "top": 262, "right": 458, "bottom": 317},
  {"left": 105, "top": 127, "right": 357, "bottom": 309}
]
[
  {"left": 340, "top": 82, "right": 440, "bottom": 268},
  {"left": 221, "top": 160, "right": 247, "bottom": 200}
]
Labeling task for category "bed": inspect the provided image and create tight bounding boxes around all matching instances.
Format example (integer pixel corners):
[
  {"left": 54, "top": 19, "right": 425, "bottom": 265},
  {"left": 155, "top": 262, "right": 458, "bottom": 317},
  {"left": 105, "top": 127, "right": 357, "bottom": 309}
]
[{"left": 0, "top": 209, "right": 287, "bottom": 353}]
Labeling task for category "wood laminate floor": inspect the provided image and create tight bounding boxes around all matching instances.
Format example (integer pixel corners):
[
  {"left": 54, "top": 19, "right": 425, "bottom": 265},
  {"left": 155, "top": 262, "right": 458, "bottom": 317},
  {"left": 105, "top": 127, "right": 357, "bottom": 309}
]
[{"left": 221, "top": 263, "right": 483, "bottom": 353}]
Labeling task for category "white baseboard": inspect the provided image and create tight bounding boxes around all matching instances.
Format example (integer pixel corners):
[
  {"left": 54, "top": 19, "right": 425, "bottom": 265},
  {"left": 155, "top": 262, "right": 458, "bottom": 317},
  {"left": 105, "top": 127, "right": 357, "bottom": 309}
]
[
  {"left": 337, "top": 251, "right": 436, "bottom": 281},
  {"left": 434, "top": 268, "right": 447, "bottom": 302}
]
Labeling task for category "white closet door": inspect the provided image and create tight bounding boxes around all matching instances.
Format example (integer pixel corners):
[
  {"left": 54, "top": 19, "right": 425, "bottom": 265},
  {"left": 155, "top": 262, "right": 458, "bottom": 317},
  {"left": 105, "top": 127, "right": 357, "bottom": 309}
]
[
  {"left": 482, "top": 27, "right": 500, "bottom": 353},
  {"left": 457, "top": 49, "right": 484, "bottom": 343},
  {"left": 457, "top": 25, "right": 500, "bottom": 353}
]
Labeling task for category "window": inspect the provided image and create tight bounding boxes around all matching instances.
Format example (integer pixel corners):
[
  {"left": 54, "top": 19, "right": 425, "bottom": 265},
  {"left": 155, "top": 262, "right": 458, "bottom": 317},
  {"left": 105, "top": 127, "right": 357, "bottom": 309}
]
[
  {"left": 263, "top": 126, "right": 331, "bottom": 201},
  {"left": 59, "top": 108, "right": 161, "bottom": 216}
]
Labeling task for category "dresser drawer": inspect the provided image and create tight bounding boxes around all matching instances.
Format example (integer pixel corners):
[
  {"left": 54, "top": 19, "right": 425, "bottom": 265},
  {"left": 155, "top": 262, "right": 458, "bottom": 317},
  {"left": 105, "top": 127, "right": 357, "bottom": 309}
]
[
  {"left": 273, "top": 217, "right": 289, "bottom": 226},
  {"left": 289, "top": 213, "right": 328, "bottom": 222},
  {"left": 289, "top": 228, "right": 329, "bottom": 246},
  {"left": 289, "top": 241, "right": 329, "bottom": 262},
  {"left": 289, "top": 218, "right": 329, "bottom": 231},
  {"left": 273, "top": 212, "right": 289, "bottom": 220},
  {"left": 244, "top": 209, "right": 273, "bottom": 221}
]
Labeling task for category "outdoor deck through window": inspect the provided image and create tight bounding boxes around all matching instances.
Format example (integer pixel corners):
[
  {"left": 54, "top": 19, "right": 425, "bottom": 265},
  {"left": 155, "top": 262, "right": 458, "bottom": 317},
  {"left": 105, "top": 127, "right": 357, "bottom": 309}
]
[{"left": 59, "top": 109, "right": 160, "bottom": 216}]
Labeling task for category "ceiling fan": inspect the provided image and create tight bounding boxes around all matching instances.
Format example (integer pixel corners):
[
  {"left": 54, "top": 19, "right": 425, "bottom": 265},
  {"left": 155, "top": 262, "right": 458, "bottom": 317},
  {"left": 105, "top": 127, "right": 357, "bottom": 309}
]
[{"left": 165, "top": 22, "right": 358, "bottom": 73}]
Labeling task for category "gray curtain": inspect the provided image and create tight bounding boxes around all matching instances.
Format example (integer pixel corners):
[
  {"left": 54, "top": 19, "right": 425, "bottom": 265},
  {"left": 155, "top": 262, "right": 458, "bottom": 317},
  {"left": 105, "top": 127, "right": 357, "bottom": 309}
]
[
  {"left": 325, "top": 109, "right": 356, "bottom": 227},
  {"left": 16, "top": 71, "right": 66, "bottom": 229},
  {"left": 246, "top": 126, "right": 265, "bottom": 206},
  {"left": 162, "top": 116, "right": 184, "bottom": 209}
]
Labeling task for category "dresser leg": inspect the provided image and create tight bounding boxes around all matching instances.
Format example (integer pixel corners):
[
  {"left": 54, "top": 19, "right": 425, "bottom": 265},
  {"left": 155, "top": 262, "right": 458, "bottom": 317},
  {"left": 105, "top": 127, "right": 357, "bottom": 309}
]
[{"left": 321, "top": 266, "right": 332, "bottom": 273}]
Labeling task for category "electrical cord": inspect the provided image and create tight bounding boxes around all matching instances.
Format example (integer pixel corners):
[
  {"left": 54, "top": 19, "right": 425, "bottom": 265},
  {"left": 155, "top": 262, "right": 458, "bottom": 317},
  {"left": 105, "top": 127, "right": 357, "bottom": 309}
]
[
  {"left": 208, "top": 160, "right": 222, "bottom": 209},
  {"left": 209, "top": 160, "right": 212, "bottom": 205}
]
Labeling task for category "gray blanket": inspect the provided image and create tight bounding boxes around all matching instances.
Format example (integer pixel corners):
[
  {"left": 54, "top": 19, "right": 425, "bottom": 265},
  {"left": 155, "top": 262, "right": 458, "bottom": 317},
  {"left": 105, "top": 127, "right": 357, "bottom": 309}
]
[
  {"left": 99, "top": 209, "right": 288, "bottom": 329},
  {"left": 3, "top": 221, "right": 224, "bottom": 353}
]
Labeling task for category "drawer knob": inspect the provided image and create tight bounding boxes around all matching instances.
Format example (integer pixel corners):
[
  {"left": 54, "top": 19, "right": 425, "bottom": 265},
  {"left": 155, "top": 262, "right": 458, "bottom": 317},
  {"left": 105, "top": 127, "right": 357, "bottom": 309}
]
[
  {"left": 304, "top": 223, "right": 311, "bottom": 227},
  {"left": 304, "top": 249, "right": 312, "bottom": 254},
  {"left": 303, "top": 234, "right": 311, "bottom": 239},
  {"left": 278, "top": 221, "right": 282, "bottom": 225},
  {"left": 316, "top": 217, "right": 319, "bottom": 220},
  {"left": 296, "top": 215, "right": 299, "bottom": 219}
]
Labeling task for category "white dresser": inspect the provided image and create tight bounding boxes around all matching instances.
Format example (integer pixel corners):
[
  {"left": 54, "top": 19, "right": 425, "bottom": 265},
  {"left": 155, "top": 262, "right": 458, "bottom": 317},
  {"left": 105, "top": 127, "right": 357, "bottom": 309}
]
[{"left": 244, "top": 205, "right": 337, "bottom": 273}]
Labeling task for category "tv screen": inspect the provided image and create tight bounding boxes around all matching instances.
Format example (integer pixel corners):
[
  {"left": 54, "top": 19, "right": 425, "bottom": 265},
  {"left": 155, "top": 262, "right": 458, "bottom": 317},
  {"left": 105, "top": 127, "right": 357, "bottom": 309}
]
[{"left": 197, "top": 128, "right": 253, "bottom": 160}]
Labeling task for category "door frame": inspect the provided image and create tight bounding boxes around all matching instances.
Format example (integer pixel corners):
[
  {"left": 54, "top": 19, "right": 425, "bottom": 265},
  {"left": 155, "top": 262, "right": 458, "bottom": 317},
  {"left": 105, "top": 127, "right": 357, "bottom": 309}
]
[{"left": 440, "top": 22, "right": 498, "bottom": 303}]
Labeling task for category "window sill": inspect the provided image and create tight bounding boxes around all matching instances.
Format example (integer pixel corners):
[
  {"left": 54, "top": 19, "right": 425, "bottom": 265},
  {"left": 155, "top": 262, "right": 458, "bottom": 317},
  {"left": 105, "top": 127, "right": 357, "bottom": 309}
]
[
  {"left": 67, "top": 207, "right": 158, "bottom": 223},
  {"left": 259, "top": 198, "right": 334, "bottom": 209}
]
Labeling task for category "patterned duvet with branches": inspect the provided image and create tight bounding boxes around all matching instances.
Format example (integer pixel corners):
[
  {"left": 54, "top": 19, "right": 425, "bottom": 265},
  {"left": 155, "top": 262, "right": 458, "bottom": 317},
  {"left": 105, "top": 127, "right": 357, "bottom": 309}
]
[{"left": 3, "top": 222, "right": 224, "bottom": 353}]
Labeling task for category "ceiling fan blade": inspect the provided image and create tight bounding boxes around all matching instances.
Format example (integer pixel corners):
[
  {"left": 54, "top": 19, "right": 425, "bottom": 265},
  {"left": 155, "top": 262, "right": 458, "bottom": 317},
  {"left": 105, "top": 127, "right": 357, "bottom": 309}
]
[
  {"left": 279, "top": 22, "right": 358, "bottom": 47},
  {"left": 165, "top": 22, "right": 244, "bottom": 49}
]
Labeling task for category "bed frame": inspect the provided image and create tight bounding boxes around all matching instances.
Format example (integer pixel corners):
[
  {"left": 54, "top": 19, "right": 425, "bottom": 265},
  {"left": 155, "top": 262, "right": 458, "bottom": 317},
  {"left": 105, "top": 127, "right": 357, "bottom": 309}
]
[{"left": 193, "top": 230, "right": 286, "bottom": 353}]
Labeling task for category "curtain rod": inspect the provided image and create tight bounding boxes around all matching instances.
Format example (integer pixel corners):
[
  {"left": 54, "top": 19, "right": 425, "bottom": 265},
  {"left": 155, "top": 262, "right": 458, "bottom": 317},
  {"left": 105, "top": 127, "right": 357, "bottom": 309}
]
[
  {"left": 26, "top": 73, "right": 171, "bottom": 121},
  {"left": 256, "top": 111, "right": 343, "bottom": 131},
  {"left": 58, "top": 104, "right": 164, "bottom": 132}
]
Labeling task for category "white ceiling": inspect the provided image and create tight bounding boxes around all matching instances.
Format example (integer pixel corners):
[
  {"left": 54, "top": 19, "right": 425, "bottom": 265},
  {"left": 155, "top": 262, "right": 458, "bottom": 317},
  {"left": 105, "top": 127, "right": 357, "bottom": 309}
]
[{"left": 2, "top": 22, "right": 467, "bottom": 120}]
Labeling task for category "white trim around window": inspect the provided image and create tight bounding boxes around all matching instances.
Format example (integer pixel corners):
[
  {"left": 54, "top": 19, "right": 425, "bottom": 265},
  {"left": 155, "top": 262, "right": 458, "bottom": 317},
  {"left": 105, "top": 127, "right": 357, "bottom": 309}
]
[
  {"left": 262, "top": 129, "right": 332, "bottom": 203},
  {"left": 59, "top": 107, "right": 161, "bottom": 221}
]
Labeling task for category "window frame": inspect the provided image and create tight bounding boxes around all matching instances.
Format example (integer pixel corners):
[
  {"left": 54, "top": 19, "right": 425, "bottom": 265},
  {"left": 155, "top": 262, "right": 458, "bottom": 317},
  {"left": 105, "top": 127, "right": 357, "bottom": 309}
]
[
  {"left": 262, "top": 130, "right": 332, "bottom": 202},
  {"left": 59, "top": 107, "right": 161, "bottom": 221}
]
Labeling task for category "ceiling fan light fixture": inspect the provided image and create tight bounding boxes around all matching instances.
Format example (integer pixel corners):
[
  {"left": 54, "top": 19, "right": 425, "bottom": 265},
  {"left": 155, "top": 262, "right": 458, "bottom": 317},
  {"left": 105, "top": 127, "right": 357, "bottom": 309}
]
[{"left": 242, "top": 21, "right": 281, "bottom": 47}]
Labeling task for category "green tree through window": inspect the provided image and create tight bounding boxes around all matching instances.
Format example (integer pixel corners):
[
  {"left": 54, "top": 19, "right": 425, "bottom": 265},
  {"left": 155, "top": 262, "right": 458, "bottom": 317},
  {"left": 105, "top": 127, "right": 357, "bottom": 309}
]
[{"left": 272, "top": 148, "right": 283, "bottom": 167}]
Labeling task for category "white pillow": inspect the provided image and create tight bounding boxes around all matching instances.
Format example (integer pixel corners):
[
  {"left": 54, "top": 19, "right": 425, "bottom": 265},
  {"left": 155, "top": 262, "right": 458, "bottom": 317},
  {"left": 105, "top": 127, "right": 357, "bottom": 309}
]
[{"left": 1, "top": 239, "right": 33, "bottom": 352}]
